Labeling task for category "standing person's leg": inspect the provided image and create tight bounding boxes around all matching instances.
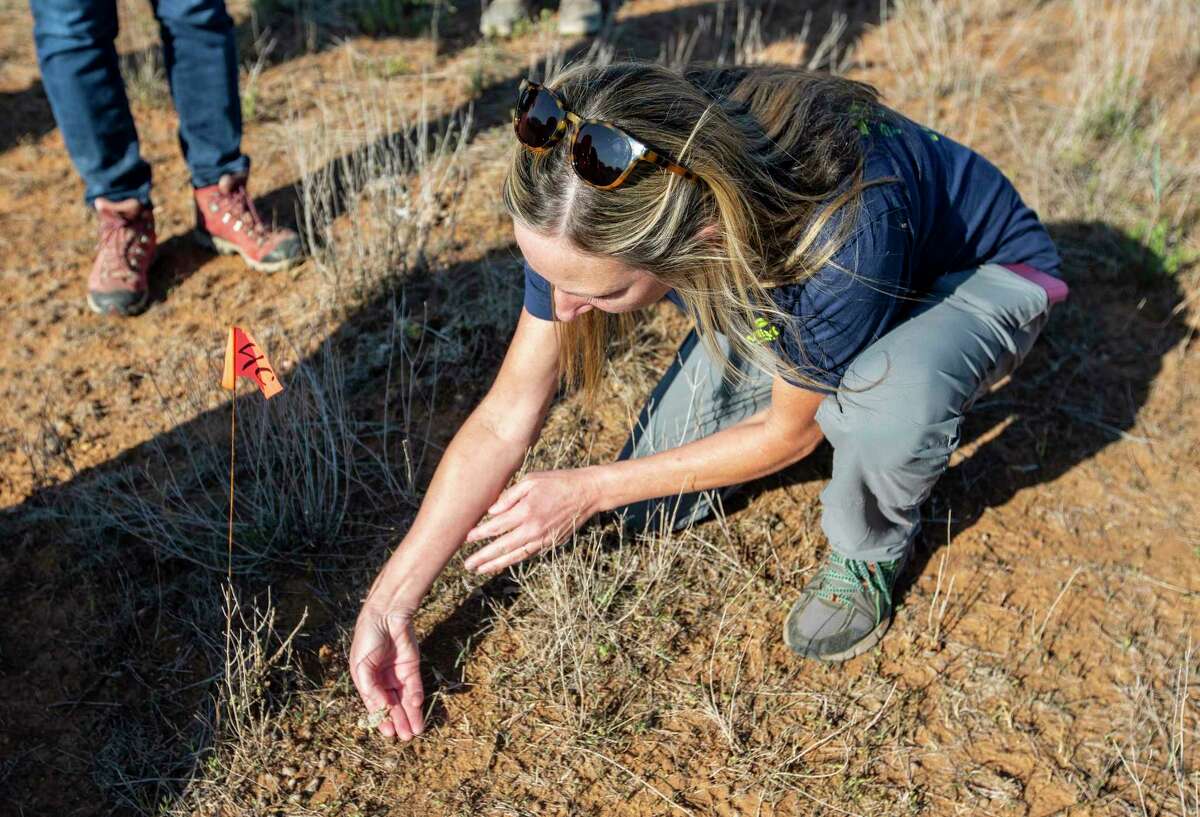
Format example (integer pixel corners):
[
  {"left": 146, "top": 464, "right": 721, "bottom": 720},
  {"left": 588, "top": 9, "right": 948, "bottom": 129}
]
[
  {"left": 31, "top": 0, "right": 151, "bottom": 206},
  {"left": 32, "top": 0, "right": 158, "bottom": 316},
  {"left": 155, "top": 0, "right": 303, "bottom": 272},
  {"left": 152, "top": 0, "right": 246, "bottom": 187},
  {"left": 784, "top": 262, "right": 1057, "bottom": 662},
  {"left": 611, "top": 327, "right": 775, "bottom": 534}
]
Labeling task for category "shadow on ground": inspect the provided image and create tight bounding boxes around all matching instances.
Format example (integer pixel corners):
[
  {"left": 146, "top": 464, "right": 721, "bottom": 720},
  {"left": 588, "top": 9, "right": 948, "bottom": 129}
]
[{"left": 0, "top": 241, "right": 526, "bottom": 815}]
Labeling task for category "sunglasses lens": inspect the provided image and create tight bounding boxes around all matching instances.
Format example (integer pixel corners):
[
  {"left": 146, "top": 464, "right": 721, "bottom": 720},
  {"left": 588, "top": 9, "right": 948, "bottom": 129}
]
[
  {"left": 572, "top": 122, "right": 633, "bottom": 187},
  {"left": 515, "top": 85, "right": 564, "bottom": 148}
]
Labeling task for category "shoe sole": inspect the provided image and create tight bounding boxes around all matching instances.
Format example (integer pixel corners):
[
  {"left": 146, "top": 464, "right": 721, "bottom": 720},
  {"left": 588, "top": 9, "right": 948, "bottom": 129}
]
[
  {"left": 782, "top": 599, "right": 894, "bottom": 663},
  {"left": 87, "top": 289, "right": 150, "bottom": 317},
  {"left": 192, "top": 229, "right": 300, "bottom": 274}
]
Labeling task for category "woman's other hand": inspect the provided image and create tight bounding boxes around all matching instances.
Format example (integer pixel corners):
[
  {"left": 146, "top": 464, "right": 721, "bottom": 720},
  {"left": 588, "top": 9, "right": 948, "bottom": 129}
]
[
  {"left": 348, "top": 606, "right": 425, "bottom": 741},
  {"left": 462, "top": 468, "right": 603, "bottom": 575}
]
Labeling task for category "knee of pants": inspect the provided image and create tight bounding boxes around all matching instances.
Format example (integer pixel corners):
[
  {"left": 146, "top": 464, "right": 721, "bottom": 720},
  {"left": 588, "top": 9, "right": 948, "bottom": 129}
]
[
  {"left": 818, "top": 347, "right": 965, "bottom": 445},
  {"left": 817, "top": 391, "right": 964, "bottom": 477},
  {"left": 966, "top": 308, "right": 1050, "bottom": 410}
]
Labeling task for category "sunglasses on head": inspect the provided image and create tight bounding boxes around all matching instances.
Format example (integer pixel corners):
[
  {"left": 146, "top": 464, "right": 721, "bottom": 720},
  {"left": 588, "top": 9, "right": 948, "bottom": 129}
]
[{"left": 512, "top": 78, "right": 700, "bottom": 190}]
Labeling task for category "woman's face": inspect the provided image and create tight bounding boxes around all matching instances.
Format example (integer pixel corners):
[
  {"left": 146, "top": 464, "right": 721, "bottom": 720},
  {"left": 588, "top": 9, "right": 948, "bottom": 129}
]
[{"left": 513, "top": 220, "right": 671, "bottom": 321}]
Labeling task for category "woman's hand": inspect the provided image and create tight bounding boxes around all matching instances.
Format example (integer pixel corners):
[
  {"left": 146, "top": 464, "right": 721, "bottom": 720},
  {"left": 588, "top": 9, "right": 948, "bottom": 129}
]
[
  {"left": 462, "top": 467, "right": 604, "bottom": 575},
  {"left": 348, "top": 605, "right": 425, "bottom": 741}
]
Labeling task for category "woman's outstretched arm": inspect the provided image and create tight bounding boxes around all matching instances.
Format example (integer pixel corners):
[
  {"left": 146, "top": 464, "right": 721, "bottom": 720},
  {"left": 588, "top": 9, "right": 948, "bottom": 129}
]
[
  {"left": 461, "top": 376, "right": 826, "bottom": 574},
  {"left": 592, "top": 376, "right": 826, "bottom": 512},
  {"left": 350, "top": 307, "right": 561, "bottom": 741}
]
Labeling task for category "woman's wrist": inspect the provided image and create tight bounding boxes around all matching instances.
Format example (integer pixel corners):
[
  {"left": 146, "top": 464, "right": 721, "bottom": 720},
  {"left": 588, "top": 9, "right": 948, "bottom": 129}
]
[
  {"left": 587, "top": 462, "right": 629, "bottom": 514},
  {"left": 361, "top": 544, "right": 430, "bottom": 616},
  {"left": 360, "top": 585, "right": 421, "bottom": 620}
]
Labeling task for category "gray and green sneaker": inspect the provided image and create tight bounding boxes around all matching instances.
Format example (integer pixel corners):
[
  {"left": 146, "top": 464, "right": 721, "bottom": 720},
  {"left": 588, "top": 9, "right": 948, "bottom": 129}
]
[{"left": 783, "top": 549, "right": 908, "bottom": 662}]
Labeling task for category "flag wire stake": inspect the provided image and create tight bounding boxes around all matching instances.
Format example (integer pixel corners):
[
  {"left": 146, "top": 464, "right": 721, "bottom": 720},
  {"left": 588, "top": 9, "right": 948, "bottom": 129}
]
[{"left": 228, "top": 387, "right": 236, "bottom": 582}]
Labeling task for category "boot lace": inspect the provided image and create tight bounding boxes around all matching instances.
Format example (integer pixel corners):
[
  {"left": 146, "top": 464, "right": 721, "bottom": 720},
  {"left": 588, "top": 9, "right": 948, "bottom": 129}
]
[
  {"left": 811, "top": 551, "right": 901, "bottom": 622},
  {"left": 213, "top": 184, "right": 268, "bottom": 245},
  {"left": 98, "top": 213, "right": 151, "bottom": 284}
]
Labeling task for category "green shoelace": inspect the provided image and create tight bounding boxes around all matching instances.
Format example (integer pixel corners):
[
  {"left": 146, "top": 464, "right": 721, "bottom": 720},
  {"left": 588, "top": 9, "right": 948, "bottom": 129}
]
[{"left": 812, "top": 551, "right": 903, "bottom": 622}]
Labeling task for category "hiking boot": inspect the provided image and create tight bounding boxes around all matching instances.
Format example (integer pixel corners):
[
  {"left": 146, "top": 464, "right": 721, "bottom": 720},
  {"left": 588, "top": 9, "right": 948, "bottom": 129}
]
[
  {"left": 480, "top": 0, "right": 529, "bottom": 36},
  {"left": 783, "top": 548, "right": 908, "bottom": 662},
  {"left": 192, "top": 172, "right": 302, "bottom": 273},
  {"left": 559, "top": 0, "right": 605, "bottom": 35},
  {"left": 87, "top": 197, "right": 156, "bottom": 316}
]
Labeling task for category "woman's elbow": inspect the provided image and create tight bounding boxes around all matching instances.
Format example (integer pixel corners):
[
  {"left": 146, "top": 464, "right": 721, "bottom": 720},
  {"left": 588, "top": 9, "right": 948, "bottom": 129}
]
[{"left": 767, "top": 418, "right": 825, "bottom": 468}]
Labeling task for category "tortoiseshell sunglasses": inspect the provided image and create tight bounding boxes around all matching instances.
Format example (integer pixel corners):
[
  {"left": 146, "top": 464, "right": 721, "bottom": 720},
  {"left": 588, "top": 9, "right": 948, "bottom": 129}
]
[{"left": 512, "top": 78, "right": 700, "bottom": 190}]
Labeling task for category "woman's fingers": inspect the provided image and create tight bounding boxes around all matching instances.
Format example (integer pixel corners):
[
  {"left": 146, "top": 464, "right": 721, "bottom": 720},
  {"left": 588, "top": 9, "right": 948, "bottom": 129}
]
[
  {"left": 473, "top": 530, "right": 553, "bottom": 575},
  {"left": 465, "top": 484, "right": 532, "bottom": 544},
  {"left": 389, "top": 701, "right": 414, "bottom": 740},
  {"left": 488, "top": 480, "right": 531, "bottom": 515},
  {"left": 352, "top": 663, "right": 398, "bottom": 738},
  {"left": 349, "top": 621, "right": 426, "bottom": 742},
  {"left": 473, "top": 543, "right": 538, "bottom": 575},
  {"left": 400, "top": 672, "right": 426, "bottom": 736},
  {"left": 465, "top": 507, "right": 521, "bottom": 544},
  {"left": 464, "top": 526, "right": 532, "bottom": 573},
  {"left": 381, "top": 664, "right": 425, "bottom": 741}
]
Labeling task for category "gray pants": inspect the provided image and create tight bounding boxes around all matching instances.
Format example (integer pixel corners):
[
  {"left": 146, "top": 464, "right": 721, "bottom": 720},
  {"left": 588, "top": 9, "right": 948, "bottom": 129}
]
[{"left": 613, "top": 263, "right": 1054, "bottom": 561}]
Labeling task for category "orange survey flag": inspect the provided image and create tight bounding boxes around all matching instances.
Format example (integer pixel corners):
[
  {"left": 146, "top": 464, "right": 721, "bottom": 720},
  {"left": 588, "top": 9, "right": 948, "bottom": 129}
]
[{"left": 221, "top": 326, "right": 284, "bottom": 399}]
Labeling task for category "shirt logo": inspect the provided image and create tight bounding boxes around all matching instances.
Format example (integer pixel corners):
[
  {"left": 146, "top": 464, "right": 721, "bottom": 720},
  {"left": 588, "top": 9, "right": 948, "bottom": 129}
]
[{"left": 746, "top": 316, "right": 781, "bottom": 343}]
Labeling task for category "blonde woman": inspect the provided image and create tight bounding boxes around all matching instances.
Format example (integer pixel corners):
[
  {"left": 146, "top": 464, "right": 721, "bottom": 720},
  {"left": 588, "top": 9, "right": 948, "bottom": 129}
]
[{"left": 350, "top": 61, "right": 1067, "bottom": 741}]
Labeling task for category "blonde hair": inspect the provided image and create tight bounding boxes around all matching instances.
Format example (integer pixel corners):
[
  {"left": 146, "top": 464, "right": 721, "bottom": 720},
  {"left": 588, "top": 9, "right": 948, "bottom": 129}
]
[{"left": 500, "top": 60, "right": 891, "bottom": 405}]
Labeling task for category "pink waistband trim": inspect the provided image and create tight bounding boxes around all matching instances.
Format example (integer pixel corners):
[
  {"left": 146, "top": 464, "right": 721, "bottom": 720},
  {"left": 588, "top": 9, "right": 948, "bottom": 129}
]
[{"left": 1001, "top": 262, "right": 1069, "bottom": 305}]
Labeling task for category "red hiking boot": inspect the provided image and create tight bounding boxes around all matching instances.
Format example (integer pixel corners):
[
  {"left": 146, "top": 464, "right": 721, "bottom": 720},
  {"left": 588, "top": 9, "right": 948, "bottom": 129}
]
[
  {"left": 192, "top": 172, "right": 303, "bottom": 272},
  {"left": 88, "top": 197, "right": 156, "bottom": 316}
]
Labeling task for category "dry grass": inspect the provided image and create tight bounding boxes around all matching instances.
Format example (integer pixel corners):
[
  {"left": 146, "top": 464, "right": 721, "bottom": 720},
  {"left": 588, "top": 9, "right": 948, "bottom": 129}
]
[
  {"left": 280, "top": 66, "right": 473, "bottom": 309},
  {"left": 53, "top": 332, "right": 402, "bottom": 574}
]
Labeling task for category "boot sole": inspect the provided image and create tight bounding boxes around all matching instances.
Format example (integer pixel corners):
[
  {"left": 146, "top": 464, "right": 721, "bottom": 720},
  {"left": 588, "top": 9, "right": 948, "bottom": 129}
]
[
  {"left": 192, "top": 229, "right": 300, "bottom": 274},
  {"left": 782, "top": 600, "right": 894, "bottom": 663},
  {"left": 87, "top": 289, "right": 150, "bottom": 317}
]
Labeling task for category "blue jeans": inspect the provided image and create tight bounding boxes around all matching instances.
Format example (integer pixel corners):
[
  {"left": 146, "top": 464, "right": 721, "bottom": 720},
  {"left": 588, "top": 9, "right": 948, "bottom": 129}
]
[{"left": 31, "top": 0, "right": 248, "bottom": 206}]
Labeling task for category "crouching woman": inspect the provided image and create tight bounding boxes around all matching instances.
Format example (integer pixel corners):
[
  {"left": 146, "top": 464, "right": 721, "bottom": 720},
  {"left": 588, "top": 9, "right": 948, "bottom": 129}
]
[{"left": 349, "top": 61, "right": 1066, "bottom": 740}]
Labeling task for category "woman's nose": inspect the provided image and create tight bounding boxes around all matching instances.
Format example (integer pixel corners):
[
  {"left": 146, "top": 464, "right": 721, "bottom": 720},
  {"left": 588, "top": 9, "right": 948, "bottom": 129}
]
[{"left": 554, "top": 290, "right": 593, "bottom": 321}]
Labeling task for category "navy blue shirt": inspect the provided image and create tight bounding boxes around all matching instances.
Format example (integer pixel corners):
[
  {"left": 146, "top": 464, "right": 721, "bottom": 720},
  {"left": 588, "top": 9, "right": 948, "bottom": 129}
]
[{"left": 522, "top": 110, "right": 1060, "bottom": 392}]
